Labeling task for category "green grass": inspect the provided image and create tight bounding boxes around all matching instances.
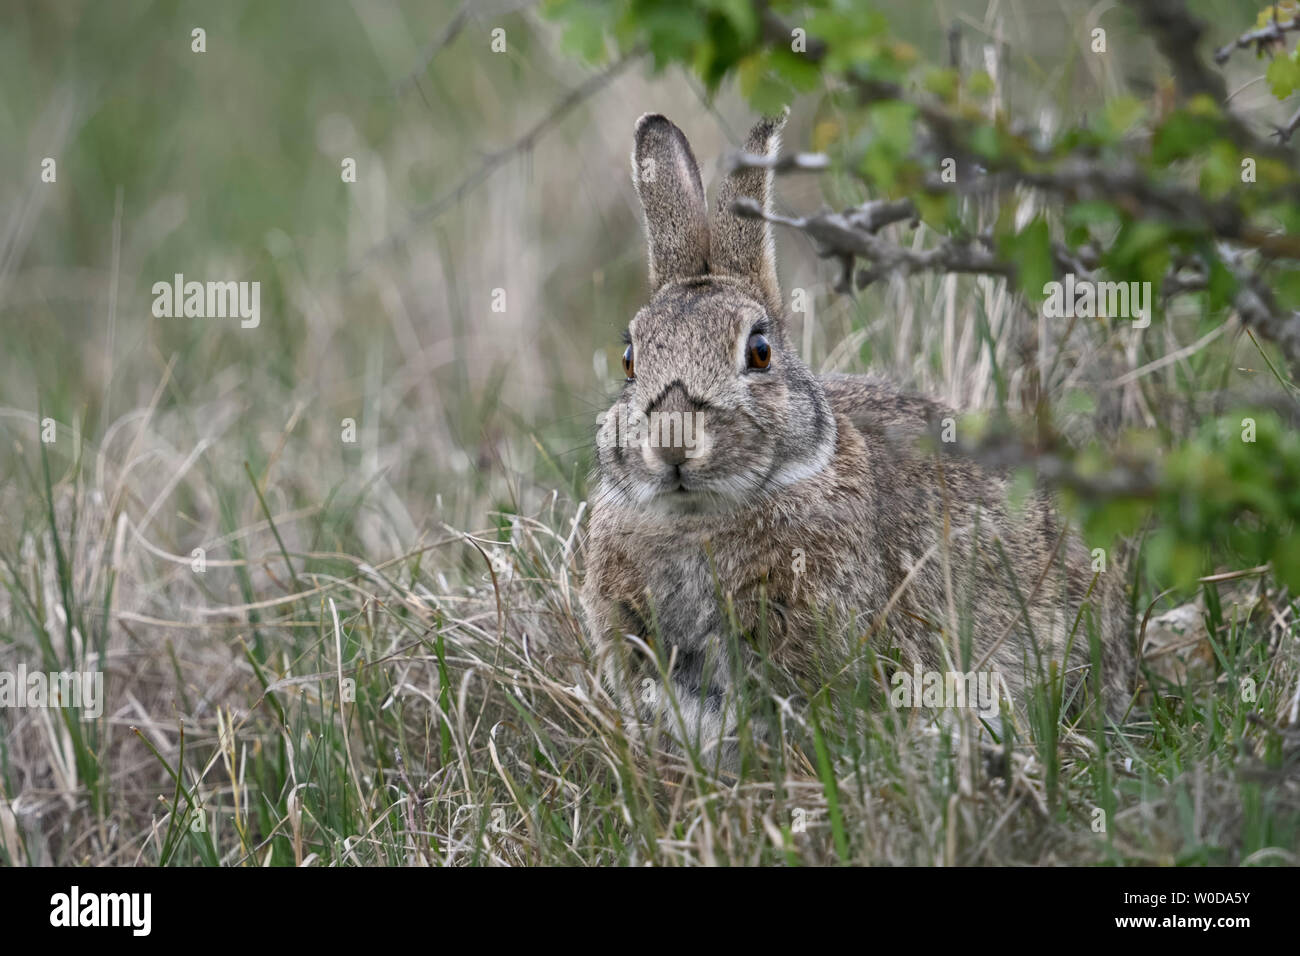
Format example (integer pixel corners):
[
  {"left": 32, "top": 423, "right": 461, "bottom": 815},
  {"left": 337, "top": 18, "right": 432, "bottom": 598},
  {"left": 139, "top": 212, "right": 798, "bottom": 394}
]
[{"left": 1, "top": 438, "right": 1297, "bottom": 865}]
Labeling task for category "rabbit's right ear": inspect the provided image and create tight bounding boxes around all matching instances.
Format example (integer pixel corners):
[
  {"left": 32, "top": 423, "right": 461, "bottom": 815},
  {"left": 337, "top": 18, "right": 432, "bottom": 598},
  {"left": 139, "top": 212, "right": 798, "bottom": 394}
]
[{"left": 632, "top": 114, "right": 710, "bottom": 291}]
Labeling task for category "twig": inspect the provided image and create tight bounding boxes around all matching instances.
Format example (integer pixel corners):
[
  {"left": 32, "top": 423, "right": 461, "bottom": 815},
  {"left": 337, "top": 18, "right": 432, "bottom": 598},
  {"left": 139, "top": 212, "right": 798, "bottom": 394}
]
[
  {"left": 1126, "top": 0, "right": 1289, "bottom": 159},
  {"left": 392, "top": 0, "right": 540, "bottom": 95},
  {"left": 357, "top": 52, "right": 641, "bottom": 272},
  {"left": 1274, "top": 103, "right": 1300, "bottom": 143},
  {"left": 1213, "top": 8, "right": 1300, "bottom": 65},
  {"left": 732, "top": 197, "right": 1106, "bottom": 293},
  {"left": 1107, "top": 319, "right": 1231, "bottom": 386},
  {"left": 725, "top": 149, "right": 830, "bottom": 174},
  {"left": 393, "top": 0, "right": 475, "bottom": 94},
  {"left": 942, "top": 429, "right": 1163, "bottom": 501},
  {"left": 1229, "top": 273, "right": 1300, "bottom": 367},
  {"left": 733, "top": 196, "right": 1005, "bottom": 292},
  {"left": 751, "top": 0, "right": 1300, "bottom": 367}
]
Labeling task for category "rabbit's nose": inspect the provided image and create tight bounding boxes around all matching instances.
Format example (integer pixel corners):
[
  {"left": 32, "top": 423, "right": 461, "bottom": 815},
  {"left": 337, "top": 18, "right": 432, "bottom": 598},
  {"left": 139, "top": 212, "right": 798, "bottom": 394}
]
[
  {"left": 641, "top": 416, "right": 697, "bottom": 471},
  {"left": 642, "top": 381, "right": 708, "bottom": 471},
  {"left": 653, "top": 440, "right": 688, "bottom": 468}
]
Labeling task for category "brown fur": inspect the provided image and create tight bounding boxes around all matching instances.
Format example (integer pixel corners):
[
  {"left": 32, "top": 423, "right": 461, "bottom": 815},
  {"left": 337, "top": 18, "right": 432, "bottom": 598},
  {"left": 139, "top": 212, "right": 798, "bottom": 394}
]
[{"left": 582, "top": 114, "right": 1135, "bottom": 763}]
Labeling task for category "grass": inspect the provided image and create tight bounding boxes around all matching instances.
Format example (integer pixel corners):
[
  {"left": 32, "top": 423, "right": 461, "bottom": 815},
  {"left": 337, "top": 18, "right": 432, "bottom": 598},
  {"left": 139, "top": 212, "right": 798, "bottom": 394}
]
[
  {"left": 1, "top": 426, "right": 1297, "bottom": 865},
  {"left": 2, "top": 0, "right": 1299, "bottom": 867}
]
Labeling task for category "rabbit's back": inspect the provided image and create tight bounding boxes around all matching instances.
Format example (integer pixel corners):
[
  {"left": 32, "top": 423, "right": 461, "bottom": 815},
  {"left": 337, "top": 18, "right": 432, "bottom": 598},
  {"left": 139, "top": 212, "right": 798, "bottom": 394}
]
[{"left": 818, "top": 372, "right": 1135, "bottom": 717}]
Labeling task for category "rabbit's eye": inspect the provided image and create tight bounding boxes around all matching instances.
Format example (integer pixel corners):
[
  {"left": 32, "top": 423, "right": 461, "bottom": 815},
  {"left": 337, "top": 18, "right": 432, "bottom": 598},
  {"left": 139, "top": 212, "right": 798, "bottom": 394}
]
[
  {"left": 746, "top": 333, "right": 771, "bottom": 370},
  {"left": 622, "top": 344, "right": 635, "bottom": 380}
]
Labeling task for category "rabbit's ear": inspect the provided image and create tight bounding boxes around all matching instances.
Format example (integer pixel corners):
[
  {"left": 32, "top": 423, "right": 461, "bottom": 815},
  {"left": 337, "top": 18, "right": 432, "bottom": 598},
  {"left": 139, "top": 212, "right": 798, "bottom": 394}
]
[
  {"left": 711, "top": 113, "right": 786, "bottom": 315},
  {"left": 632, "top": 114, "right": 710, "bottom": 291}
]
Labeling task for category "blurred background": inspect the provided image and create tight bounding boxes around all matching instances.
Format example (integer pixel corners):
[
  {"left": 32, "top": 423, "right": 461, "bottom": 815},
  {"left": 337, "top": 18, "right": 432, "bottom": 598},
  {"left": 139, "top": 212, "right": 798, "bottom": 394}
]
[{"left": 1, "top": 0, "right": 1288, "bottom": 544}]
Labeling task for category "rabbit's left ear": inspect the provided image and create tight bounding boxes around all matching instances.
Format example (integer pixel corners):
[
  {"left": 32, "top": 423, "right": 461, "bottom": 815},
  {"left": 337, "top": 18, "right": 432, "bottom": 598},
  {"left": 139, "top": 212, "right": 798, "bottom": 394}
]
[
  {"left": 633, "top": 114, "right": 710, "bottom": 292},
  {"left": 711, "top": 112, "right": 786, "bottom": 315}
]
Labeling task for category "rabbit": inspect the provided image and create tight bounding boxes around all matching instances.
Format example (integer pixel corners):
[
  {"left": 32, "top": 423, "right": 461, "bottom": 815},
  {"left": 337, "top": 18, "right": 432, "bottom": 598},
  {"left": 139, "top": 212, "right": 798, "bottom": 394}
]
[{"left": 581, "top": 112, "right": 1135, "bottom": 766}]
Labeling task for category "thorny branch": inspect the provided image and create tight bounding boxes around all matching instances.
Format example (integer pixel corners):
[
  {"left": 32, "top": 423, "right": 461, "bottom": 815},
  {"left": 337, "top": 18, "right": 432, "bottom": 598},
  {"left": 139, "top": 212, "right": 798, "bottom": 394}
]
[
  {"left": 1127, "top": 0, "right": 1300, "bottom": 157},
  {"left": 732, "top": 195, "right": 1012, "bottom": 291},
  {"left": 734, "top": 183, "right": 1300, "bottom": 369},
  {"left": 939, "top": 381, "right": 1300, "bottom": 500},
  {"left": 1274, "top": 103, "right": 1300, "bottom": 144},
  {"left": 1128, "top": 0, "right": 1293, "bottom": 156},
  {"left": 943, "top": 430, "right": 1163, "bottom": 501},
  {"left": 723, "top": 149, "right": 830, "bottom": 174},
  {"left": 741, "top": 0, "right": 1300, "bottom": 371},
  {"left": 1213, "top": 6, "right": 1300, "bottom": 65}
]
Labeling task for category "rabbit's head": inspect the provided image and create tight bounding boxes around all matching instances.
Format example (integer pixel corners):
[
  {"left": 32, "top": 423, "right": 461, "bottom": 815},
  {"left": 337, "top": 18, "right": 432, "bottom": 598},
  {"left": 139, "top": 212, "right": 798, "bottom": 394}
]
[{"left": 595, "top": 114, "right": 836, "bottom": 515}]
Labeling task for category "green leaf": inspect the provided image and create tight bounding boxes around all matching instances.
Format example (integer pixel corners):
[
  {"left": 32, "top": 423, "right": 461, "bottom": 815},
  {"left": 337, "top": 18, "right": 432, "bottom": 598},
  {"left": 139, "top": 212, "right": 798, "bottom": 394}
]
[
  {"left": 858, "top": 101, "right": 916, "bottom": 192},
  {"left": 1273, "top": 269, "right": 1300, "bottom": 311},
  {"left": 870, "top": 100, "right": 916, "bottom": 152},
  {"left": 767, "top": 48, "right": 823, "bottom": 91},
  {"left": 1152, "top": 110, "right": 1221, "bottom": 164},
  {"left": 966, "top": 69, "right": 993, "bottom": 98},
  {"left": 1105, "top": 220, "right": 1172, "bottom": 287},
  {"left": 969, "top": 124, "right": 1001, "bottom": 160},
  {"left": 559, "top": 16, "right": 609, "bottom": 64},
  {"left": 1206, "top": 257, "right": 1238, "bottom": 312},
  {"left": 999, "top": 217, "right": 1053, "bottom": 301},
  {"left": 706, "top": 0, "right": 758, "bottom": 42},
  {"left": 1271, "top": 534, "right": 1300, "bottom": 590},
  {"left": 1266, "top": 51, "right": 1300, "bottom": 99},
  {"left": 1199, "top": 140, "right": 1241, "bottom": 198},
  {"left": 923, "top": 67, "right": 959, "bottom": 101},
  {"left": 1065, "top": 200, "right": 1119, "bottom": 228},
  {"left": 1098, "top": 96, "right": 1145, "bottom": 141}
]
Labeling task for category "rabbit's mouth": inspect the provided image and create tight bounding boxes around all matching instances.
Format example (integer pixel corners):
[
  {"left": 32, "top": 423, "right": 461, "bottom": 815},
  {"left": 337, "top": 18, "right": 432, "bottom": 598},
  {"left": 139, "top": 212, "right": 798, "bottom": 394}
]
[
  {"left": 650, "top": 465, "right": 702, "bottom": 498},
  {"left": 641, "top": 458, "right": 788, "bottom": 515},
  {"left": 646, "top": 476, "right": 742, "bottom": 515},
  {"left": 667, "top": 471, "right": 695, "bottom": 495}
]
